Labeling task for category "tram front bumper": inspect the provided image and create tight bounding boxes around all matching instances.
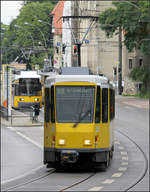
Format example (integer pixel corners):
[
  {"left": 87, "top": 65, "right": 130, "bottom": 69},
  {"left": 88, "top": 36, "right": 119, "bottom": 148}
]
[
  {"left": 44, "top": 148, "right": 110, "bottom": 165},
  {"left": 61, "top": 150, "right": 79, "bottom": 163},
  {"left": 18, "top": 102, "right": 40, "bottom": 108}
]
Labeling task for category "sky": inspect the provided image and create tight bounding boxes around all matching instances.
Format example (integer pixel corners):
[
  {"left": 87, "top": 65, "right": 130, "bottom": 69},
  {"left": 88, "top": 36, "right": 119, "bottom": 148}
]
[{"left": 1, "top": 1, "right": 23, "bottom": 25}]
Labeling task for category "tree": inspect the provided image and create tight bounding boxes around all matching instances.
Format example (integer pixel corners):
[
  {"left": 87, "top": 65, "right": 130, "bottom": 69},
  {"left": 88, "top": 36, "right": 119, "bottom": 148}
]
[
  {"left": 23, "top": 0, "right": 58, "bottom": 6},
  {"left": 2, "top": 1, "right": 56, "bottom": 68},
  {"left": 99, "top": 1, "right": 150, "bottom": 56},
  {"left": 128, "top": 65, "right": 149, "bottom": 95}
]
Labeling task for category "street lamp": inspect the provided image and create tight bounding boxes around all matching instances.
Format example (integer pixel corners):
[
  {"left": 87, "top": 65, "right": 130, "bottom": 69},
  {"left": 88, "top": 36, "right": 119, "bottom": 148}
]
[
  {"left": 37, "top": 19, "right": 54, "bottom": 48},
  {"left": 24, "top": 22, "right": 47, "bottom": 48}
]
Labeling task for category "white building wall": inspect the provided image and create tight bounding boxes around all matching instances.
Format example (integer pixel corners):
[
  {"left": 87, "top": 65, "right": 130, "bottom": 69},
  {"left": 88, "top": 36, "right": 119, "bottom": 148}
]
[{"left": 62, "top": 1, "right": 72, "bottom": 67}]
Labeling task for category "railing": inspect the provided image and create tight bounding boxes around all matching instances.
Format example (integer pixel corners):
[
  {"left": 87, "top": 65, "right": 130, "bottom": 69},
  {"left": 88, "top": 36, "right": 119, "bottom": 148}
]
[{"left": 1, "top": 106, "right": 42, "bottom": 126}]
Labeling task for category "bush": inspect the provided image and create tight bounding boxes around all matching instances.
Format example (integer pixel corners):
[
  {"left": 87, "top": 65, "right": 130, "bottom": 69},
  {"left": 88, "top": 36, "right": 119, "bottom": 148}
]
[{"left": 128, "top": 65, "right": 149, "bottom": 98}]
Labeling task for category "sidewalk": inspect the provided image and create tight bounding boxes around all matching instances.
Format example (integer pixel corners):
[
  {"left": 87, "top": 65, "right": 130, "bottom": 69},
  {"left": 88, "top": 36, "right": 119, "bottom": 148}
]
[
  {"left": 1, "top": 109, "right": 43, "bottom": 127},
  {"left": 1, "top": 96, "right": 149, "bottom": 127},
  {"left": 116, "top": 95, "right": 149, "bottom": 109}
]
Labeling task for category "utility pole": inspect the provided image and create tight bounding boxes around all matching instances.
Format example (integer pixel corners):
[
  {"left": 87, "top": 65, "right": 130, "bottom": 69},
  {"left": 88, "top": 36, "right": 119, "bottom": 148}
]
[
  {"left": 61, "top": 16, "right": 98, "bottom": 67},
  {"left": 76, "top": 43, "right": 81, "bottom": 67},
  {"left": 118, "top": 25, "right": 122, "bottom": 95}
]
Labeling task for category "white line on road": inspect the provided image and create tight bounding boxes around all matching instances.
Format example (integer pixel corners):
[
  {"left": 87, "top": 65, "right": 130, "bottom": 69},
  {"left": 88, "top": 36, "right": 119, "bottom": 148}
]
[
  {"left": 122, "top": 156, "right": 128, "bottom": 161},
  {"left": 16, "top": 131, "right": 42, "bottom": 149},
  {"left": 120, "top": 151, "right": 128, "bottom": 155},
  {"left": 118, "top": 146, "right": 124, "bottom": 150},
  {"left": 118, "top": 167, "right": 127, "bottom": 171},
  {"left": 1, "top": 164, "right": 44, "bottom": 185},
  {"left": 121, "top": 162, "right": 128, "bottom": 166},
  {"left": 102, "top": 179, "right": 115, "bottom": 184},
  {"left": 112, "top": 173, "right": 123, "bottom": 177},
  {"left": 88, "top": 186, "right": 104, "bottom": 191},
  {"left": 114, "top": 141, "right": 120, "bottom": 145}
]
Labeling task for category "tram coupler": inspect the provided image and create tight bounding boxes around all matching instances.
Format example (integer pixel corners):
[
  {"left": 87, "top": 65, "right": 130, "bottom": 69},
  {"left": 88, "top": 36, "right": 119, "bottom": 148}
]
[{"left": 61, "top": 150, "right": 79, "bottom": 164}]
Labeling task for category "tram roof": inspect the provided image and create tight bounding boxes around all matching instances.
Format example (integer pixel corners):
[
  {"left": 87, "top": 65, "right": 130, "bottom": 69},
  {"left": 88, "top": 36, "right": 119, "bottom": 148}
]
[
  {"left": 45, "top": 75, "right": 112, "bottom": 88},
  {"left": 14, "top": 71, "right": 41, "bottom": 80}
]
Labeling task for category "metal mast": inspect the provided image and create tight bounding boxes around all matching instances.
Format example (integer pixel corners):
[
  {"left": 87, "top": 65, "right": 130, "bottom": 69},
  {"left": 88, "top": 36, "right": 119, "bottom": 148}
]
[{"left": 59, "top": 16, "right": 98, "bottom": 67}]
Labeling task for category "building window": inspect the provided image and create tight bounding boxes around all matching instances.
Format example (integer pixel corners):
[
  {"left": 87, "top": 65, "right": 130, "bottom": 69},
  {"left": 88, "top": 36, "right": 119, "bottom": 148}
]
[
  {"left": 129, "top": 59, "right": 132, "bottom": 69},
  {"left": 139, "top": 59, "right": 143, "bottom": 66}
]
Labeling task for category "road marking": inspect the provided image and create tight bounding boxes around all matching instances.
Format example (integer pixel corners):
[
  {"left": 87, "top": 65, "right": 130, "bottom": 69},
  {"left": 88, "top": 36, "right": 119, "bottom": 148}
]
[
  {"left": 7, "top": 126, "right": 15, "bottom": 131},
  {"left": 121, "top": 162, "right": 128, "bottom": 165},
  {"left": 112, "top": 173, "right": 123, "bottom": 177},
  {"left": 102, "top": 179, "right": 115, "bottom": 184},
  {"left": 16, "top": 131, "right": 42, "bottom": 149},
  {"left": 120, "top": 151, "right": 128, "bottom": 155},
  {"left": 118, "top": 167, "right": 127, "bottom": 171},
  {"left": 1, "top": 164, "right": 45, "bottom": 185},
  {"left": 118, "top": 146, "right": 124, "bottom": 150},
  {"left": 122, "top": 156, "right": 128, "bottom": 161},
  {"left": 114, "top": 141, "right": 120, "bottom": 145},
  {"left": 88, "top": 186, "right": 104, "bottom": 191}
]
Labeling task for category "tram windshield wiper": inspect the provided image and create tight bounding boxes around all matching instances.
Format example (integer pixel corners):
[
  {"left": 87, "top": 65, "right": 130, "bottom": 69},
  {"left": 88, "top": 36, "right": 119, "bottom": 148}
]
[{"left": 73, "top": 109, "right": 91, "bottom": 128}]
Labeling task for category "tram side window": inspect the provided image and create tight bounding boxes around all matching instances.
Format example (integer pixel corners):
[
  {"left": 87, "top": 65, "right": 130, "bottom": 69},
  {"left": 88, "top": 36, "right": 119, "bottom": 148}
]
[
  {"left": 95, "top": 86, "right": 101, "bottom": 123},
  {"left": 45, "top": 88, "right": 50, "bottom": 123},
  {"left": 51, "top": 86, "right": 55, "bottom": 123},
  {"left": 15, "top": 84, "right": 19, "bottom": 96},
  {"left": 113, "top": 90, "right": 115, "bottom": 118},
  {"left": 102, "top": 88, "right": 108, "bottom": 123},
  {"left": 110, "top": 89, "right": 115, "bottom": 120}
]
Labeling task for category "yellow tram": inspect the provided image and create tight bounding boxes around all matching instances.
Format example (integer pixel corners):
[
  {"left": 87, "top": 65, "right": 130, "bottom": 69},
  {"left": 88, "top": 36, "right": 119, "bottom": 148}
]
[
  {"left": 44, "top": 68, "right": 115, "bottom": 169},
  {"left": 12, "top": 70, "right": 42, "bottom": 109}
]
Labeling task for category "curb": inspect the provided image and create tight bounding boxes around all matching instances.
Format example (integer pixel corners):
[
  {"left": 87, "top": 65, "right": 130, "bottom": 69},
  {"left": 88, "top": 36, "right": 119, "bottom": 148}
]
[{"left": 1, "top": 118, "right": 43, "bottom": 127}]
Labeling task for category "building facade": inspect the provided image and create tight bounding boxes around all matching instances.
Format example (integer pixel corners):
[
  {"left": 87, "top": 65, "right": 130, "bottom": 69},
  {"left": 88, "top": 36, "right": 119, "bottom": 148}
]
[
  {"left": 51, "top": 0, "right": 147, "bottom": 94},
  {"left": 71, "top": 1, "right": 147, "bottom": 94},
  {"left": 51, "top": 1, "right": 64, "bottom": 69}
]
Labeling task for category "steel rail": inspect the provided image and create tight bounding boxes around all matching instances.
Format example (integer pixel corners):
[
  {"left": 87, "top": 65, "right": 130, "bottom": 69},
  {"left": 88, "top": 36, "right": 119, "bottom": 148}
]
[
  {"left": 59, "top": 171, "right": 96, "bottom": 192},
  {"left": 2, "top": 168, "right": 56, "bottom": 192},
  {"left": 115, "top": 130, "right": 148, "bottom": 192}
]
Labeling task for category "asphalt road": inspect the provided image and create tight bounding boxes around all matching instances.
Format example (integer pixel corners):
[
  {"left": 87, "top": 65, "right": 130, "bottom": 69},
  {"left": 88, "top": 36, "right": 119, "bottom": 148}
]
[
  {"left": 1, "top": 96, "right": 149, "bottom": 191},
  {"left": 1, "top": 125, "right": 43, "bottom": 183}
]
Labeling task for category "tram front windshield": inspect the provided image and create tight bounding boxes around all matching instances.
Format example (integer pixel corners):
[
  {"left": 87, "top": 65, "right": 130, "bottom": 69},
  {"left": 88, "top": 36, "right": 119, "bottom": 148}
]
[
  {"left": 56, "top": 86, "right": 95, "bottom": 123},
  {"left": 16, "top": 78, "right": 41, "bottom": 96}
]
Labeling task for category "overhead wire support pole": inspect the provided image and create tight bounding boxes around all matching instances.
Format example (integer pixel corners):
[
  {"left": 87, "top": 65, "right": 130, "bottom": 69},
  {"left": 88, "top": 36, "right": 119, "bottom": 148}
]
[
  {"left": 66, "top": 18, "right": 78, "bottom": 45},
  {"left": 80, "top": 18, "right": 98, "bottom": 45},
  {"left": 60, "top": 16, "right": 98, "bottom": 67},
  {"left": 118, "top": 25, "right": 122, "bottom": 95}
]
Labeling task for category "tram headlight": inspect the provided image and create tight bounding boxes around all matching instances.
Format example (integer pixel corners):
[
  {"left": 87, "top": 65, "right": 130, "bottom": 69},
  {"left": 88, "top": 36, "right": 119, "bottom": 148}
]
[
  {"left": 84, "top": 140, "right": 91, "bottom": 145},
  {"left": 35, "top": 98, "right": 39, "bottom": 101},
  {"left": 59, "top": 139, "right": 65, "bottom": 145},
  {"left": 20, "top": 98, "right": 24, "bottom": 101}
]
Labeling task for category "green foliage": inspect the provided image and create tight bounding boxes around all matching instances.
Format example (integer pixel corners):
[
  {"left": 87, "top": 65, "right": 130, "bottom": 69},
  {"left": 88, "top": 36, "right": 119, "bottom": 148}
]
[
  {"left": 2, "top": 1, "right": 57, "bottom": 68},
  {"left": 23, "top": 0, "right": 58, "bottom": 5},
  {"left": 128, "top": 65, "right": 149, "bottom": 94},
  {"left": 99, "top": 1, "right": 150, "bottom": 55}
]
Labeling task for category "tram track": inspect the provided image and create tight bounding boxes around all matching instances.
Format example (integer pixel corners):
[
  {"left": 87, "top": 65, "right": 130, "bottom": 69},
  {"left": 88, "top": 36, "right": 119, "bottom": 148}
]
[
  {"left": 59, "top": 171, "right": 96, "bottom": 192},
  {"left": 3, "top": 167, "right": 97, "bottom": 192},
  {"left": 3, "top": 168, "right": 56, "bottom": 191},
  {"left": 3, "top": 130, "right": 148, "bottom": 192},
  {"left": 116, "top": 129, "right": 148, "bottom": 192}
]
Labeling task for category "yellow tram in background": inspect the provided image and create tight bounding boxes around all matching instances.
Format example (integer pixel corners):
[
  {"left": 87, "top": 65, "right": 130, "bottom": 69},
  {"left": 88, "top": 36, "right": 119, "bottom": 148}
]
[
  {"left": 12, "top": 70, "right": 42, "bottom": 109},
  {"left": 44, "top": 67, "right": 115, "bottom": 169}
]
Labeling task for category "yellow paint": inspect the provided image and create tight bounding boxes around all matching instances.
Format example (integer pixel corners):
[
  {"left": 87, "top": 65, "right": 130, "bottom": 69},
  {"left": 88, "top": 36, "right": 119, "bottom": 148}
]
[
  {"left": 13, "top": 95, "right": 42, "bottom": 108},
  {"left": 55, "top": 82, "right": 96, "bottom": 86},
  {"left": 44, "top": 83, "right": 112, "bottom": 151},
  {"left": 55, "top": 123, "right": 95, "bottom": 149}
]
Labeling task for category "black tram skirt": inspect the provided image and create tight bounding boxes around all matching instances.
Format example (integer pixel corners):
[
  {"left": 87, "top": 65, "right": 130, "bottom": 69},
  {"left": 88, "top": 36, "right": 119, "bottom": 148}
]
[{"left": 44, "top": 147, "right": 111, "bottom": 165}]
